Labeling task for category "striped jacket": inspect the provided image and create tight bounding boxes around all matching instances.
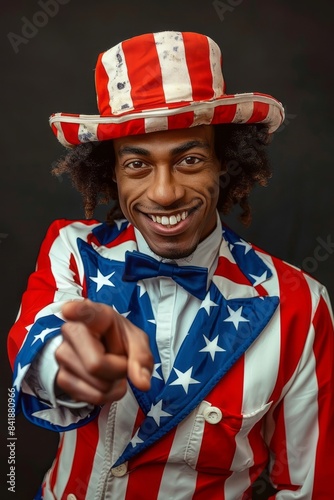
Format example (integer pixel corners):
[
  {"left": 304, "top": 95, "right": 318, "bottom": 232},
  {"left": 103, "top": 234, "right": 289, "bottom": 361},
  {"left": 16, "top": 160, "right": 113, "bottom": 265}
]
[{"left": 8, "top": 219, "right": 334, "bottom": 499}]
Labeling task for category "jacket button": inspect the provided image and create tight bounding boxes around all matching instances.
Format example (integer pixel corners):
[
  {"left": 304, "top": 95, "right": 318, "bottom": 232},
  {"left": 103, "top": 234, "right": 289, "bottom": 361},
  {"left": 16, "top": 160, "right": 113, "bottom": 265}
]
[
  {"left": 111, "top": 462, "right": 128, "bottom": 477},
  {"left": 203, "top": 406, "right": 222, "bottom": 424}
]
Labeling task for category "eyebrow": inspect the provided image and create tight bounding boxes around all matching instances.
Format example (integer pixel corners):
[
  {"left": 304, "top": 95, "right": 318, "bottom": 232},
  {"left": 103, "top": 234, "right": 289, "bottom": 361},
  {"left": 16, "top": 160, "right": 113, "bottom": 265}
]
[{"left": 117, "top": 140, "right": 211, "bottom": 157}]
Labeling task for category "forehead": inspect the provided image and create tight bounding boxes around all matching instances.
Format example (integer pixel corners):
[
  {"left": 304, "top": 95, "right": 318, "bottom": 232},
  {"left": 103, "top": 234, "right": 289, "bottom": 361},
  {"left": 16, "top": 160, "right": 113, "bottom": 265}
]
[{"left": 113, "top": 125, "right": 215, "bottom": 154}]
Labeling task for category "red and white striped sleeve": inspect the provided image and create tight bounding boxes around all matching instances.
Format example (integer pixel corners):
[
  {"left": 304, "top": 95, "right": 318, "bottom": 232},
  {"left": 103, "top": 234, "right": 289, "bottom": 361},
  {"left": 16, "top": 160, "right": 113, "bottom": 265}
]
[
  {"left": 266, "top": 280, "right": 334, "bottom": 498},
  {"left": 7, "top": 218, "right": 101, "bottom": 430}
]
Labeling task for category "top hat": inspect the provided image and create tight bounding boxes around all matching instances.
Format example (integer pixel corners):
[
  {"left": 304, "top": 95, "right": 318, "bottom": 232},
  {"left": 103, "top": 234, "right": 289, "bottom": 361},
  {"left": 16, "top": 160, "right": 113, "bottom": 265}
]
[{"left": 49, "top": 31, "right": 285, "bottom": 148}]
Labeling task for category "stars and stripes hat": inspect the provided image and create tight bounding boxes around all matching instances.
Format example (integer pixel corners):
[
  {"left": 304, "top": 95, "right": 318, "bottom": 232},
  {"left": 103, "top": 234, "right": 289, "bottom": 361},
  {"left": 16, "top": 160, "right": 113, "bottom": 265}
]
[{"left": 49, "top": 31, "right": 285, "bottom": 148}]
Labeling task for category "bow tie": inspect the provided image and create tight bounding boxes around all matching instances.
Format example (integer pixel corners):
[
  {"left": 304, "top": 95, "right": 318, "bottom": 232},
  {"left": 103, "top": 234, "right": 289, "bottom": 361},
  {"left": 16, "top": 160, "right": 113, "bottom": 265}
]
[{"left": 123, "top": 250, "right": 208, "bottom": 300}]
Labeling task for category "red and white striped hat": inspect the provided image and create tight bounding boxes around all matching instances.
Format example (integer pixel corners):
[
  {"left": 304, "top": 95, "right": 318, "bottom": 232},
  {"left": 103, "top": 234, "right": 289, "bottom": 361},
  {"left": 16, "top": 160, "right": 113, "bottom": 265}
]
[{"left": 49, "top": 31, "right": 285, "bottom": 148}]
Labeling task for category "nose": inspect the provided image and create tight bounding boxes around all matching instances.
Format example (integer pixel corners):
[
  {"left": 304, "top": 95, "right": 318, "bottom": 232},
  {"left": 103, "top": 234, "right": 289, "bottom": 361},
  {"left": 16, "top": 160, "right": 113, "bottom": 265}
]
[{"left": 146, "top": 166, "right": 186, "bottom": 206}]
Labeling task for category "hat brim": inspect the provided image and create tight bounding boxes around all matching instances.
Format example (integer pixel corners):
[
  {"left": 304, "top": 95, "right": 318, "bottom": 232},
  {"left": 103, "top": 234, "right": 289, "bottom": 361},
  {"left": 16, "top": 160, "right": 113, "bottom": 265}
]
[{"left": 49, "top": 92, "right": 285, "bottom": 148}]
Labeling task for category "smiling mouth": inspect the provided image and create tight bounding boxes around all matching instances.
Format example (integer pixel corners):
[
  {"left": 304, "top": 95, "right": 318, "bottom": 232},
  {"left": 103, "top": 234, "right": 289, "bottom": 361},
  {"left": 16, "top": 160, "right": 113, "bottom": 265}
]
[{"left": 149, "top": 210, "right": 189, "bottom": 227}]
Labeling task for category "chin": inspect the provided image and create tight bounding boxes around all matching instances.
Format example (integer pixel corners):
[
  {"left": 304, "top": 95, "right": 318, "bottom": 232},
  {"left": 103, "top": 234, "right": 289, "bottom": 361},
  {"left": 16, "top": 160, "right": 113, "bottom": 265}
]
[{"left": 148, "top": 242, "right": 198, "bottom": 260}]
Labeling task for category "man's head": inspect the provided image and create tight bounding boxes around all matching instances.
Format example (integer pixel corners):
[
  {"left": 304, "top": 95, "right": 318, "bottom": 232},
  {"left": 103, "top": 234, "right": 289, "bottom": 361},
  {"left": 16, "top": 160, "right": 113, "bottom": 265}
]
[{"left": 50, "top": 31, "right": 279, "bottom": 250}]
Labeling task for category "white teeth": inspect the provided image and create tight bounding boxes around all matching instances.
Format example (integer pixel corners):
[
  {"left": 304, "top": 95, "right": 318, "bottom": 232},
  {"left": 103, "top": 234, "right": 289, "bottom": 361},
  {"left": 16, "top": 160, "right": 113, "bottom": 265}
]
[{"left": 150, "top": 211, "right": 189, "bottom": 227}]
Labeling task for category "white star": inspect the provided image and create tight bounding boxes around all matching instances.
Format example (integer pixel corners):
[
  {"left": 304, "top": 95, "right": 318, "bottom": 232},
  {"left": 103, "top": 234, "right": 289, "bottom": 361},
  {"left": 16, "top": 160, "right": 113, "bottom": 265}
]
[
  {"left": 112, "top": 305, "right": 130, "bottom": 318},
  {"left": 223, "top": 305, "right": 249, "bottom": 330},
  {"left": 137, "top": 281, "right": 146, "bottom": 297},
  {"left": 147, "top": 400, "right": 172, "bottom": 426},
  {"left": 199, "top": 334, "right": 226, "bottom": 361},
  {"left": 13, "top": 363, "right": 31, "bottom": 391},
  {"left": 148, "top": 319, "right": 156, "bottom": 324},
  {"left": 130, "top": 428, "right": 144, "bottom": 447},
  {"left": 249, "top": 271, "right": 268, "bottom": 287},
  {"left": 200, "top": 292, "right": 219, "bottom": 316},
  {"left": 169, "top": 367, "right": 200, "bottom": 394},
  {"left": 115, "top": 219, "right": 128, "bottom": 230},
  {"left": 90, "top": 269, "right": 115, "bottom": 292},
  {"left": 31, "top": 327, "right": 60, "bottom": 346},
  {"left": 235, "top": 240, "right": 252, "bottom": 254},
  {"left": 152, "top": 363, "right": 163, "bottom": 380}
]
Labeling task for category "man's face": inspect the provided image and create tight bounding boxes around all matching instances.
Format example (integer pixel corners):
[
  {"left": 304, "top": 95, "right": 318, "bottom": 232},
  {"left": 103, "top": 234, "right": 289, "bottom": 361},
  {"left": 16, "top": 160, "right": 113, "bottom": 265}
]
[{"left": 113, "top": 125, "right": 221, "bottom": 259}]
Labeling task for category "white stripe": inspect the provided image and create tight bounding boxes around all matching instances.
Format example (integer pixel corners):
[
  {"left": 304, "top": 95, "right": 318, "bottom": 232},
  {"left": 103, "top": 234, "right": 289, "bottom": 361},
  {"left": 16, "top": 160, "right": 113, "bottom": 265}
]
[
  {"left": 102, "top": 44, "right": 134, "bottom": 115},
  {"left": 154, "top": 31, "right": 193, "bottom": 103},
  {"left": 145, "top": 115, "right": 168, "bottom": 134},
  {"left": 192, "top": 106, "right": 215, "bottom": 127},
  {"left": 157, "top": 404, "right": 203, "bottom": 499},
  {"left": 53, "top": 431, "right": 77, "bottom": 499},
  {"left": 224, "top": 468, "right": 251, "bottom": 500},
  {"left": 274, "top": 325, "right": 318, "bottom": 495},
  {"left": 56, "top": 122, "right": 73, "bottom": 148},
  {"left": 232, "top": 101, "right": 254, "bottom": 124},
  {"left": 85, "top": 406, "right": 112, "bottom": 499},
  {"left": 208, "top": 36, "right": 224, "bottom": 98},
  {"left": 78, "top": 122, "right": 99, "bottom": 142}
]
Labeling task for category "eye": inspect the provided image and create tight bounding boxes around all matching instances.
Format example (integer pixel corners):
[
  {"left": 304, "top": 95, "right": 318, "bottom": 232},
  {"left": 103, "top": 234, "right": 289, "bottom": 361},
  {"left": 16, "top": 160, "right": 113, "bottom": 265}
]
[
  {"left": 178, "top": 156, "right": 201, "bottom": 166},
  {"left": 125, "top": 160, "right": 147, "bottom": 170}
]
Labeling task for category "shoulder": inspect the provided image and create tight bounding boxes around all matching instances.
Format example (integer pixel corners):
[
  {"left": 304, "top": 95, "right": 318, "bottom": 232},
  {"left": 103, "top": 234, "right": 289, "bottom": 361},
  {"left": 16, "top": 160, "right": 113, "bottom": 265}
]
[{"left": 253, "top": 242, "right": 331, "bottom": 318}]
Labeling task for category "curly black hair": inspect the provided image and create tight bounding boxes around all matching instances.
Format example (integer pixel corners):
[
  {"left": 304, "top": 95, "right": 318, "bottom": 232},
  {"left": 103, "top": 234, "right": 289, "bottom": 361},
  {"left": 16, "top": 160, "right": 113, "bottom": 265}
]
[{"left": 52, "top": 124, "right": 272, "bottom": 226}]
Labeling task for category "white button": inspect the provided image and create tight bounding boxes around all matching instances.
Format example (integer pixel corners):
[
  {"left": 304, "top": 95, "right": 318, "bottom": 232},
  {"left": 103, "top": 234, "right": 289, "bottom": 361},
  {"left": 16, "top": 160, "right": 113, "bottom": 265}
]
[
  {"left": 67, "top": 495, "right": 77, "bottom": 500},
  {"left": 203, "top": 406, "right": 222, "bottom": 424},
  {"left": 111, "top": 462, "right": 128, "bottom": 477}
]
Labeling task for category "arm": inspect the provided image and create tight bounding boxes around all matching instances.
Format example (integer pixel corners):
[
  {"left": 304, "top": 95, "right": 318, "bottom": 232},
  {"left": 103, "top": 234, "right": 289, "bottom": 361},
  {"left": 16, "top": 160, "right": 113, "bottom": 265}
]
[
  {"left": 264, "top": 286, "right": 334, "bottom": 498},
  {"left": 7, "top": 219, "right": 153, "bottom": 431}
]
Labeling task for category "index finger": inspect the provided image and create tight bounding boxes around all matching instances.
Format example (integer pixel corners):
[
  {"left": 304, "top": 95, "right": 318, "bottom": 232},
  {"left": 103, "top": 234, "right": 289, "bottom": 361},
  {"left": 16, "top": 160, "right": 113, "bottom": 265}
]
[{"left": 62, "top": 299, "right": 154, "bottom": 390}]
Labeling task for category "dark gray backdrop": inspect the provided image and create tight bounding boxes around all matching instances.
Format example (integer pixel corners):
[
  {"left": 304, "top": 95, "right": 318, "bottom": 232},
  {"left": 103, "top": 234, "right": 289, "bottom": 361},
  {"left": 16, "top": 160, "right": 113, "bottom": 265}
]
[{"left": 1, "top": 1, "right": 333, "bottom": 498}]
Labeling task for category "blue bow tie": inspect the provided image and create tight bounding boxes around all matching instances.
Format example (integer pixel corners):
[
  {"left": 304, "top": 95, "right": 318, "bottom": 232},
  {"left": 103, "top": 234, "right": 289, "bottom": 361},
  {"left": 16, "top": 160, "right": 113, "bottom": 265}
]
[{"left": 123, "top": 250, "right": 208, "bottom": 300}]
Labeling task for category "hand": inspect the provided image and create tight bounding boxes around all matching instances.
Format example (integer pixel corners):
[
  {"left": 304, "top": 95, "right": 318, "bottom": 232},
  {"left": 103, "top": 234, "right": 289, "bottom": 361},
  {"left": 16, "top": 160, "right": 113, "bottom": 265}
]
[{"left": 55, "top": 299, "right": 153, "bottom": 406}]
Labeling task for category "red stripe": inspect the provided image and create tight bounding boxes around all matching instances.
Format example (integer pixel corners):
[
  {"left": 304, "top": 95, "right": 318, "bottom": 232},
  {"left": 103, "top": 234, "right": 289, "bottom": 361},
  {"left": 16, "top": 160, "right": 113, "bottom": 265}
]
[
  {"left": 61, "top": 121, "right": 80, "bottom": 146},
  {"left": 49, "top": 433, "right": 64, "bottom": 492},
  {"left": 312, "top": 295, "right": 334, "bottom": 495},
  {"left": 96, "top": 118, "right": 146, "bottom": 141},
  {"left": 62, "top": 422, "right": 100, "bottom": 499},
  {"left": 7, "top": 220, "right": 75, "bottom": 365},
  {"left": 215, "top": 256, "right": 253, "bottom": 286},
  {"left": 125, "top": 428, "right": 177, "bottom": 499},
  {"left": 212, "top": 103, "right": 238, "bottom": 124},
  {"left": 194, "top": 357, "right": 245, "bottom": 496},
  {"left": 269, "top": 259, "right": 312, "bottom": 401},
  {"left": 247, "top": 102, "right": 270, "bottom": 124},
  {"left": 182, "top": 32, "right": 214, "bottom": 101},
  {"left": 168, "top": 111, "right": 195, "bottom": 130},
  {"left": 122, "top": 33, "right": 166, "bottom": 111},
  {"left": 95, "top": 51, "right": 113, "bottom": 115}
]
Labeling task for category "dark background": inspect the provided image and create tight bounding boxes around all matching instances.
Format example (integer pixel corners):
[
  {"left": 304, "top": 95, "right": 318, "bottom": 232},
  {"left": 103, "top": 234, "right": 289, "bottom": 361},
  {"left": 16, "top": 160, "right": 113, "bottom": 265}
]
[{"left": 1, "top": 1, "right": 333, "bottom": 498}]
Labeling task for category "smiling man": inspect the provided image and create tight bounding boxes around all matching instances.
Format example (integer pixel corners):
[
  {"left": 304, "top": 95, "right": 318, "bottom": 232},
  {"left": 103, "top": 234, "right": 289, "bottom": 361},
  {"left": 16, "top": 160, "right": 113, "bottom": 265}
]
[{"left": 7, "top": 31, "right": 334, "bottom": 499}]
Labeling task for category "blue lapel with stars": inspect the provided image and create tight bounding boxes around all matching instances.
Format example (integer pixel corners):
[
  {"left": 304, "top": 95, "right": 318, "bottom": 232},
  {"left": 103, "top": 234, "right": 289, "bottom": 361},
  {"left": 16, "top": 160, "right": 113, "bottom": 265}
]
[{"left": 78, "top": 222, "right": 279, "bottom": 467}]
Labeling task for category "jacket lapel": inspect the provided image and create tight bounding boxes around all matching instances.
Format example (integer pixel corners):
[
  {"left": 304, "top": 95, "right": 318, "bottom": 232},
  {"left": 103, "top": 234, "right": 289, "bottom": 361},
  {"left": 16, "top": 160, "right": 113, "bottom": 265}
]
[{"left": 78, "top": 223, "right": 279, "bottom": 467}]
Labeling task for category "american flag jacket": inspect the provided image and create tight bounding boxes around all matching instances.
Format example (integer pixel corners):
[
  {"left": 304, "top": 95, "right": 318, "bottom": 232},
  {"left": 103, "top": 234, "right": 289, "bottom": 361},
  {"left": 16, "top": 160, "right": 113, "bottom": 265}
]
[{"left": 7, "top": 218, "right": 334, "bottom": 499}]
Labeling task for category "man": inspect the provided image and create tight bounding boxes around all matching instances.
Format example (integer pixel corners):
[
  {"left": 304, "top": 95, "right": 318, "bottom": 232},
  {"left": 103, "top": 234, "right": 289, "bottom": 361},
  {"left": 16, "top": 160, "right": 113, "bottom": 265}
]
[{"left": 8, "top": 31, "right": 334, "bottom": 499}]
